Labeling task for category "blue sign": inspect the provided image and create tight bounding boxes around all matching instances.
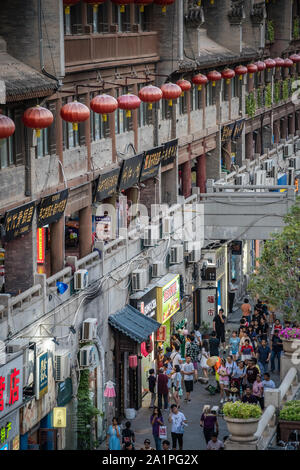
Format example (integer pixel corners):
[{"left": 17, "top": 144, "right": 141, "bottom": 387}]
[
  {"left": 39, "top": 353, "right": 48, "bottom": 399},
  {"left": 0, "top": 443, "right": 8, "bottom": 450}
]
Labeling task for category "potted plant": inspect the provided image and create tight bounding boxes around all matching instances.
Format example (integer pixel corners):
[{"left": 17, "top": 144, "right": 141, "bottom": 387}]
[
  {"left": 200, "top": 321, "right": 211, "bottom": 339},
  {"left": 279, "top": 328, "right": 300, "bottom": 357},
  {"left": 279, "top": 400, "right": 300, "bottom": 442},
  {"left": 223, "top": 401, "right": 262, "bottom": 442}
]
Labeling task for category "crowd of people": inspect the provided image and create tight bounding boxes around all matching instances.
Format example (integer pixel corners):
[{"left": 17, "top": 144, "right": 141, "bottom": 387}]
[{"left": 106, "top": 295, "right": 296, "bottom": 451}]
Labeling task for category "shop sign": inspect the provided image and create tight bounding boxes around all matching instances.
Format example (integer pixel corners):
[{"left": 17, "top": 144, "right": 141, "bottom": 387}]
[
  {"left": 231, "top": 118, "right": 245, "bottom": 142},
  {"left": 139, "top": 299, "right": 157, "bottom": 318},
  {"left": 221, "top": 122, "right": 235, "bottom": 142},
  {"left": 199, "top": 287, "right": 218, "bottom": 325},
  {"left": 156, "top": 325, "right": 166, "bottom": 342},
  {"left": 118, "top": 153, "right": 144, "bottom": 191},
  {"left": 37, "top": 228, "right": 45, "bottom": 264},
  {"left": 130, "top": 286, "right": 157, "bottom": 319},
  {"left": 3, "top": 201, "right": 35, "bottom": 241},
  {"left": 0, "top": 355, "right": 23, "bottom": 420},
  {"left": 94, "top": 167, "right": 120, "bottom": 202},
  {"left": 37, "top": 352, "right": 48, "bottom": 400},
  {"left": 156, "top": 274, "right": 180, "bottom": 324},
  {"left": 161, "top": 139, "right": 178, "bottom": 167},
  {"left": 0, "top": 410, "right": 19, "bottom": 449},
  {"left": 53, "top": 407, "right": 67, "bottom": 428},
  {"left": 140, "top": 145, "right": 164, "bottom": 182},
  {"left": 37, "top": 189, "right": 68, "bottom": 228}
]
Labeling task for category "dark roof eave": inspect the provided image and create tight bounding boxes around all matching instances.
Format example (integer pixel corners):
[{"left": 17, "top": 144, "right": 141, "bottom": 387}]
[
  {"left": 6, "top": 87, "right": 57, "bottom": 103},
  {"left": 175, "top": 51, "right": 260, "bottom": 74}
]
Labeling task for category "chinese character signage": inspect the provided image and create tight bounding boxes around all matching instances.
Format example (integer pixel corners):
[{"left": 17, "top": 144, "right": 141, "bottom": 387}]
[
  {"left": 221, "top": 122, "right": 235, "bottom": 142},
  {"left": 37, "top": 189, "right": 69, "bottom": 228},
  {"left": 0, "top": 410, "right": 19, "bottom": 449},
  {"left": 156, "top": 274, "right": 180, "bottom": 324},
  {"left": 37, "top": 228, "right": 45, "bottom": 264},
  {"left": 118, "top": 153, "right": 144, "bottom": 191},
  {"left": 4, "top": 201, "right": 36, "bottom": 241},
  {"left": 38, "top": 353, "right": 48, "bottom": 399},
  {"left": 0, "top": 356, "right": 23, "bottom": 420},
  {"left": 140, "top": 145, "right": 164, "bottom": 182},
  {"left": 161, "top": 139, "right": 178, "bottom": 167},
  {"left": 94, "top": 167, "right": 120, "bottom": 202},
  {"left": 130, "top": 285, "right": 157, "bottom": 319},
  {"left": 231, "top": 118, "right": 245, "bottom": 142},
  {"left": 198, "top": 287, "right": 218, "bottom": 326}
]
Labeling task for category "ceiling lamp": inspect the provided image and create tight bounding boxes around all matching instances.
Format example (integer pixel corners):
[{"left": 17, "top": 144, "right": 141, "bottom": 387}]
[
  {"left": 221, "top": 68, "right": 235, "bottom": 85},
  {"left": 22, "top": 106, "right": 54, "bottom": 137},
  {"left": 192, "top": 73, "right": 208, "bottom": 91},
  {"left": 234, "top": 65, "right": 248, "bottom": 80},
  {"left": 161, "top": 82, "right": 182, "bottom": 106},
  {"left": 153, "top": 0, "right": 175, "bottom": 14},
  {"left": 90, "top": 94, "right": 118, "bottom": 121},
  {"left": 138, "top": 85, "right": 163, "bottom": 110},
  {"left": 264, "top": 58, "right": 276, "bottom": 69},
  {"left": 0, "top": 114, "right": 15, "bottom": 140},
  {"left": 176, "top": 79, "right": 192, "bottom": 96},
  {"left": 111, "top": 0, "right": 134, "bottom": 13},
  {"left": 60, "top": 101, "right": 90, "bottom": 131},
  {"left": 207, "top": 70, "right": 222, "bottom": 87},
  {"left": 247, "top": 63, "right": 258, "bottom": 78},
  {"left": 134, "top": 0, "right": 153, "bottom": 12},
  {"left": 117, "top": 94, "right": 141, "bottom": 117}
]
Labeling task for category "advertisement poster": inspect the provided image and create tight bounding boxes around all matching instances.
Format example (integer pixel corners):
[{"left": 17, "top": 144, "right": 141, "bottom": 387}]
[
  {"left": 156, "top": 274, "right": 180, "bottom": 324},
  {"left": 96, "top": 215, "right": 112, "bottom": 241}
]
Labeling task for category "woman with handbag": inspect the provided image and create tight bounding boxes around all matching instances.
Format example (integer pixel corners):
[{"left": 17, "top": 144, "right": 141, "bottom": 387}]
[{"left": 150, "top": 407, "right": 164, "bottom": 451}]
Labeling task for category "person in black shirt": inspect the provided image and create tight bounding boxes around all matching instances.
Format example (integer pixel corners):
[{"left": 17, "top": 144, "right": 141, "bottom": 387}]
[
  {"left": 271, "top": 330, "right": 283, "bottom": 373},
  {"left": 242, "top": 386, "right": 258, "bottom": 404},
  {"left": 122, "top": 421, "right": 135, "bottom": 449},
  {"left": 257, "top": 318, "right": 269, "bottom": 343},
  {"left": 213, "top": 309, "right": 226, "bottom": 353},
  {"left": 148, "top": 369, "right": 156, "bottom": 409},
  {"left": 209, "top": 331, "right": 220, "bottom": 357}
]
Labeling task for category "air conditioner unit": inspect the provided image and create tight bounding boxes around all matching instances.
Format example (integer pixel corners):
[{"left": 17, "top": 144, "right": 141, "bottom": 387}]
[
  {"left": 82, "top": 318, "right": 98, "bottom": 341},
  {"left": 55, "top": 350, "right": 71, "bottom": 382},
  {"left": 262, "top": 159, "right": 274, "bottom": 173},
  {"left": 79, "top": 345, "right": 96, "bottom": 368},
  {"left": 289, "top": 156, "right": 300, "bottom": 170},
  {"left": 295, "top": 139, "right": 300, "bottom": 151},
  {"left": 188, "top": 248, "right": 201, "bottom": 263},
  {"left": 235, "top": 173, "right": 248, "bottom": 186},
  {"left": 170, "top": 245, "right": 184, "bottom": 264},
  {"left": 152, "top": 261, "right": 165, "bottom": 278},
  {"left": 74, "top": 269, "right": 89, "bottom": 290},
  {"left": 284, "top": 144, "right": 293, "bottom": 158},
  {"left": 269, "top": 165, "right": 278, "bottom": 180},
  {"left": 143, "top": 226, "right": 159, "bottom": 247},
  {"left": 254, "top": 170, "right": 266, "bottom": 188},
  {"left": 184, "top": 241, "right": 190, "bottom": 255},
  {"left": 132, "top": 269, "right": 148, "bottom": 291},
  {"left": 288, "top": 167, "right": 295, "bottom": 185},
  {"left": 162, "top": 217, "right": 174, "bottom": 237}
]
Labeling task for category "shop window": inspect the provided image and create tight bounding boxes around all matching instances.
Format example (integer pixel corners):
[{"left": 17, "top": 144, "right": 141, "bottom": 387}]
[
  {"left": 62, "top": 97, "right": 80, "bottom": 150},
  {"left": 191, "top": 87, "right": 202, "bottom": 111},
  {"left": 113, "top": 4, "right": 131, "bottom": 33},
  {"left": 90, "top": 92, "right": 110, "bottom": 140},
  {"left": 0, "top": 107, "right": 25, "bottom": 169},
  {"left": 179, "top": 91, "right": 187, "bottom": 115},
  {"left": 161, "top": 98, "right": 172, "bottom": 120},
  {"left": 0, "top": 129, "right": 14, "bottom": 169},
  {"left": 36, "top": 128, "right": 49, "bottom": 158},
  {"left": 231, "top": 76, "right": 239, "bottom": 99},
  {"left": 135, "top": 4, "right": 153, "bottom": 31}
]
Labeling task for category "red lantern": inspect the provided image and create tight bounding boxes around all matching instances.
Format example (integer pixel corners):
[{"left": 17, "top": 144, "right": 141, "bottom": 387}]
[
  {"left": 264, "top": 58, "right": 276, "bottom": 69},
  {"left": 274, "top": 57, "right": 285, "bottom": 69},
  {"left": 60, "top": 101, "right": 90, "bottom": 131},
  {"left": 247, "top": 63, "right": 258, "bottom": 78},
  {"left": 129, "top": 355, "right": 138, "bottom": 368},
  {"left": 0, "top": 114, "right": 15, "bottom": 140},
  {"left": 192, "top": 73, "right": 208, "bottom": 91},
  {"left": 207, "top": 70, "right": 222, "bottom": 87},
  {"left": 22, "top": 106, "right": 54, "bottom": 137},
  {"left": 176, "top": 79, "right": 192, "bottom": 96},
  {"left": 111, "top": 0, "right": 134, "bottom": 13},
  {"left": 161, "top": 82, "right": 182, "bottom": 106},
  {"left": 117, "top": 93, "right": 141, "bottom": 117},
  {"left": 221, "top": 68, "right": 235, "bottom": 85},
  {"left": 138, "top": 85, "right": 163, "bottom": 110},
  {"left": 255, "top": 61, "right": 266, "bottom": 72},
  {"left": 90, "top": 94, "right": 118, "bottom": 121},
  {"left": 283, "top": 58, "right": 294, "bottom": 68},
  {"left": 153, "top": 0, "right": 175, "bottom": 13},
  {"left": 290, "top": 53, "right": 300, "bottom": 63},
  {"left": 234, "top": 65, "right": 248, "bottom": 80},
  {"left": 134, "top": 0, "right": 153, "bottom": 12}
]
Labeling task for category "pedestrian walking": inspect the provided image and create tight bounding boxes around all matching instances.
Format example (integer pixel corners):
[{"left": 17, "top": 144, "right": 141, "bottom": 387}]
[
  {"left": 241, "top": 298, "right": 252, "bottom": 324},
  {"left": 231, "top": 360, "right": 247, "bottom": 396},
  {"left": 209, "top": 331, "right": 220, "bottom": 357},
  {"left": 262, "top": 372, "right": 275, "bottom": 390},
  {"left": 171, "top": 364, "right": 182, "bottom": 407},
  {"left": 168, "top": 404, "right": 187, "bottom": 450},
  {"left": 252, "top": 374, "right": 264, "bottom": 409},
  {"left": 122, "top": 421, "right": 135, "bottom": 449},
  {"left": 181, "top": 355, "right": 195, "bottom": 402},
  {"left": 246, "top": 359, "right": 259, "bottom": 386},
  {"left": 157, "top": 368, "right": 169, "bottom": 410},
  {"left": 240, "top": 339, "right": 255, "bottom": 362},
  {"left": 256, "top": 339, "right": 271, "bottom": 374},
  {"left": 170, "top": 344, "right": 183, "bottom": 368},
  {"left": 150, "top": 407, "right": 164, "bottom": 451},
  {"left": 200, "top": 340, "right": 210, "bottom": 379},
  {"left": 147, "top": 369, "right": 156, "bottom": 409},
  {"left": 270, "top": 329, "right": 283, "bottom": 373},
  {"left": 207, "top": 433, "right": 224, "bottom": 450},
  {"left": 213, "top": 309, "right": 226, "bottom": 354},
  {"left": 185, "top": 335, "right": 200, "bottom": 382},
  {"left": 200, "top": 405, "right": 219, "bottom": 444},
  {"left": 217, "top": 358, "right": 230, "bottom": 403},
  {"left": 193, "top": 324, "right": 203, "bottom": 347},
  {"left": 106, "top": 417, "right": 121, "bottom": 450},
  {"left": 228, "top": 278, "right": 238, "bottom": 313},
  {"left": 229, "top": 331, "right": 240, "bottom": 361}
]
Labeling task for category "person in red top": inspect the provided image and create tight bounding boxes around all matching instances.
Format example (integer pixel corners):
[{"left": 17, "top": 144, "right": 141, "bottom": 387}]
[
  {"left": 272, "top": 319, "right": 282, "bottom": 334},
  {"left": 157, "top": 368, "right": 169, "bottom": 410}
]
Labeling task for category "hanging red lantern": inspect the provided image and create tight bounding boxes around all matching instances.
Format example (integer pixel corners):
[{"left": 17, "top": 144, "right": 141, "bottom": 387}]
[
  {"left": 234, "top": 65, "right": 248, "bottom": 80},
  {"left": 22, "top": 106, "right": 54, "bottom": 137},
  {"left": 129, "top": 355, "right": 138, "bottom": 368},
  {"left": 117, "top": 93, "right": 141, "bottom": 117},
  {"left": 134, "top": 0, "right": 153, "bottom": 12},
  {"left": 264, "top": 58, "right": 276, "bottom": 69},
  {"left": 207, "top": 70, "right": 222, "bottom": 87},
  {"left": 283, "top": 58, "right": 294, "bottom": 68},
  {"left": 221, "top": 68, "right": 235, "bottom": 85},
  {"left": 274, "top": 57, "right": 285, "bottom": 69},
  {"left": 192, "top": 73, "right": 208, "bottom": 91},
  {"left": 290, "top": 53, "right": 300, "bottom": 63},
  {"left": 90, "top": 94, "right": 118, "bottom": 122},
  {"left": 111, "top": 0, "right": 134, "bottom": 13},
  {"left": 0, "top": 114, "right": 15, "bottom": 140},
  {"left": 153, "top": 0, "right": 175, "bottom": 13},
  {"left": 161, "top": 82, "right": 182, "bottom": 106},
  {"left": 254, "top": 61, "right": 266, "bottom": 73},
  {"left": 60, "top": 101, "right": 90, "bottom": 131},
  {"left": 176, "top": 79, "right": 192, "bottom": 96},
  {"left": 247, "top": 63, "right": 258, "bottom": 78},
  {"left": 138, "top": 85, "right": 163, "bottom": 110}
]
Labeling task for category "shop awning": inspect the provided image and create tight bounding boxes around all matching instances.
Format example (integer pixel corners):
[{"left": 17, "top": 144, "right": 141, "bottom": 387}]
[{"left": 108, "top": 305, "right": 161, "bottom": 343}]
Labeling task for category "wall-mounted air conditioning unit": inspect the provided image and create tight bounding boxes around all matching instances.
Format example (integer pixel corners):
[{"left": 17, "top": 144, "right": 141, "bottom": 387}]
[
  {"left": 288, "top": 167, "right": 295, "bottom": 185},
  {"left": 162, "top": 217, "right": 174, "bottom": 237},
  {"left": 79, "top": 345, "right": 96, "bottom": 368},
  {"left": 170, "top": 245, "right": 184, "bottom": 264},
  {"left": 55, "top": 350, "right": 71, "bottom": 382},
  {"left": 74, "top": 269, "right": 89, "bottom": 290},
  {"left": 284, "top": 144, "right": 293, "bottom": 158},
  {"left": 262, "top": 159, "right": 274, "bottom": 173},
  {"left": 188, "top": 248, "right": 201, "bottom": 263},
  {"left": 235, "top": 173, "right": 248, "bottom": 186},
  {"left": 289, "top": 156, "right": 300, "bottom": 170},
  {"left": 132, "top": 269, "right": 148, "bottom": 291},
  {"left": 143, "top": 226, "right": 159, "bottom": 247},
  {"left": 152, "top": 261, "right": 165, "bottom": 278},
  {"left": 254, "top": 170, "right": 266, "bottom": 187},
  {"left": 82, "top": 318, "right": 98, "bottom": 341}
]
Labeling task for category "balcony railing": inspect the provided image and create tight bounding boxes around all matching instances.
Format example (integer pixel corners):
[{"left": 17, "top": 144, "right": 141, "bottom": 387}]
[{"left": 64, "top": 32, "right": 159, "bottom": 71}]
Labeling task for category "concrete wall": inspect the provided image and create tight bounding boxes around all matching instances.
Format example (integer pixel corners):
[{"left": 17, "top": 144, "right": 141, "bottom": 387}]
[{"left": 0, "top": 166, "right": 26, "bottom": 208}]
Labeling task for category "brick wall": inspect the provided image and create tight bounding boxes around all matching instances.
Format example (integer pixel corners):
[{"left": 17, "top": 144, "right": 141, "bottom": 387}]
[{"left": 4, "top": 230, "right": 34, "bottom": 295}]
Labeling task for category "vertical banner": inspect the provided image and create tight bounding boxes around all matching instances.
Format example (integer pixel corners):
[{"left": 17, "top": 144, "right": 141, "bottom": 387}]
[{"left": 36, "top": 228, "right": 45, "bottom": 264}]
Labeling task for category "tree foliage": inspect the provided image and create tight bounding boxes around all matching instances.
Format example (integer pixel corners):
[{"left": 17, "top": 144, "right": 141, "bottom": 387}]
[{"left": 248, "top": 197, "right": 300, "bottom": 321}]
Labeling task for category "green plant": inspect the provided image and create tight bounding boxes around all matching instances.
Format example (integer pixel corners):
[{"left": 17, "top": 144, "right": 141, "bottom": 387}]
[
  {"left": 223, "top": 401, "right": 262, "bottom": 419},
  {"left": 248, "top": 198, "right": 300, "bottom": 321},
  {"left": 77, "top": 369, "right": 101, "bottom": 450},
  {"left": 283, "top": 79, "right": 289, "bottom": 100},
  {"left": 267, "top": 20, "right": 275, "bottom": 42},
  {"left": 274, "top": 81, "right": 281, "bottom": 104},
  {"left": 265, "top": 83, "right": 272, "bottom": 107},
  {"left": 256, "top": 87, "right": 262, "bottom": 108},
  {"left": 246, "top": 91, "right": 256, "bottom": 117},
  {"left": 280, "top": 400, "right": 300, "bottom": 421},
  {"left": 293, "top": 17, "right": 300, "bottom": 40}
]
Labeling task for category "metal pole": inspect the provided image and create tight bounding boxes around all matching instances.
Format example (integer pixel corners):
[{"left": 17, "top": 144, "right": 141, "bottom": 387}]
[{"left": 178, "top": 0, "right": 184, "bottom": 61}]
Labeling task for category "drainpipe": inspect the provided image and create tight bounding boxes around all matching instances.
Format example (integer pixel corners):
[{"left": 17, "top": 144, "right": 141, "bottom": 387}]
[{"left": 178, "top": 0, "right": 184, "bottom": 62}]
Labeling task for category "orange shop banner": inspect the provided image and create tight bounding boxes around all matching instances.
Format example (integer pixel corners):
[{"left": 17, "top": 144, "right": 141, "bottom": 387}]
[{"left": 37, "top": 228, "right": 45, "bottom": 264}]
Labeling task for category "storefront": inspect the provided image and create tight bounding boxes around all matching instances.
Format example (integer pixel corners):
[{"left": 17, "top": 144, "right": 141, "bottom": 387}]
[
  {"left": 193, "top": 286, "right": 218, "bottom": 329},
  {"left": 201, "top": 244, "right": 228, "bottom": 315}
]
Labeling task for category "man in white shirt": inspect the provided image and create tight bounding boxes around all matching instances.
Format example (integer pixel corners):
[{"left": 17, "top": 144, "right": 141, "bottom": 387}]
[
  {"left": 228, "top": 278, "right": 239, "bottom": 314},
  {"left": 194, "top": 325, "right": 202, "bottom": 346},
  {"left": 262, "top": 372, "right": 275, "bottom": 390},
  {"left": 170, "top": 344, "right": 182, "bottom": 368},
  {"left": 168, "top": 404, "right": 187, "bottom": 450},
  {"left": 207, "top": 433, "right": 224, "bottom": 450},
  {"left": 181, "top": 356, "right": 195, "bottom": 402}
]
